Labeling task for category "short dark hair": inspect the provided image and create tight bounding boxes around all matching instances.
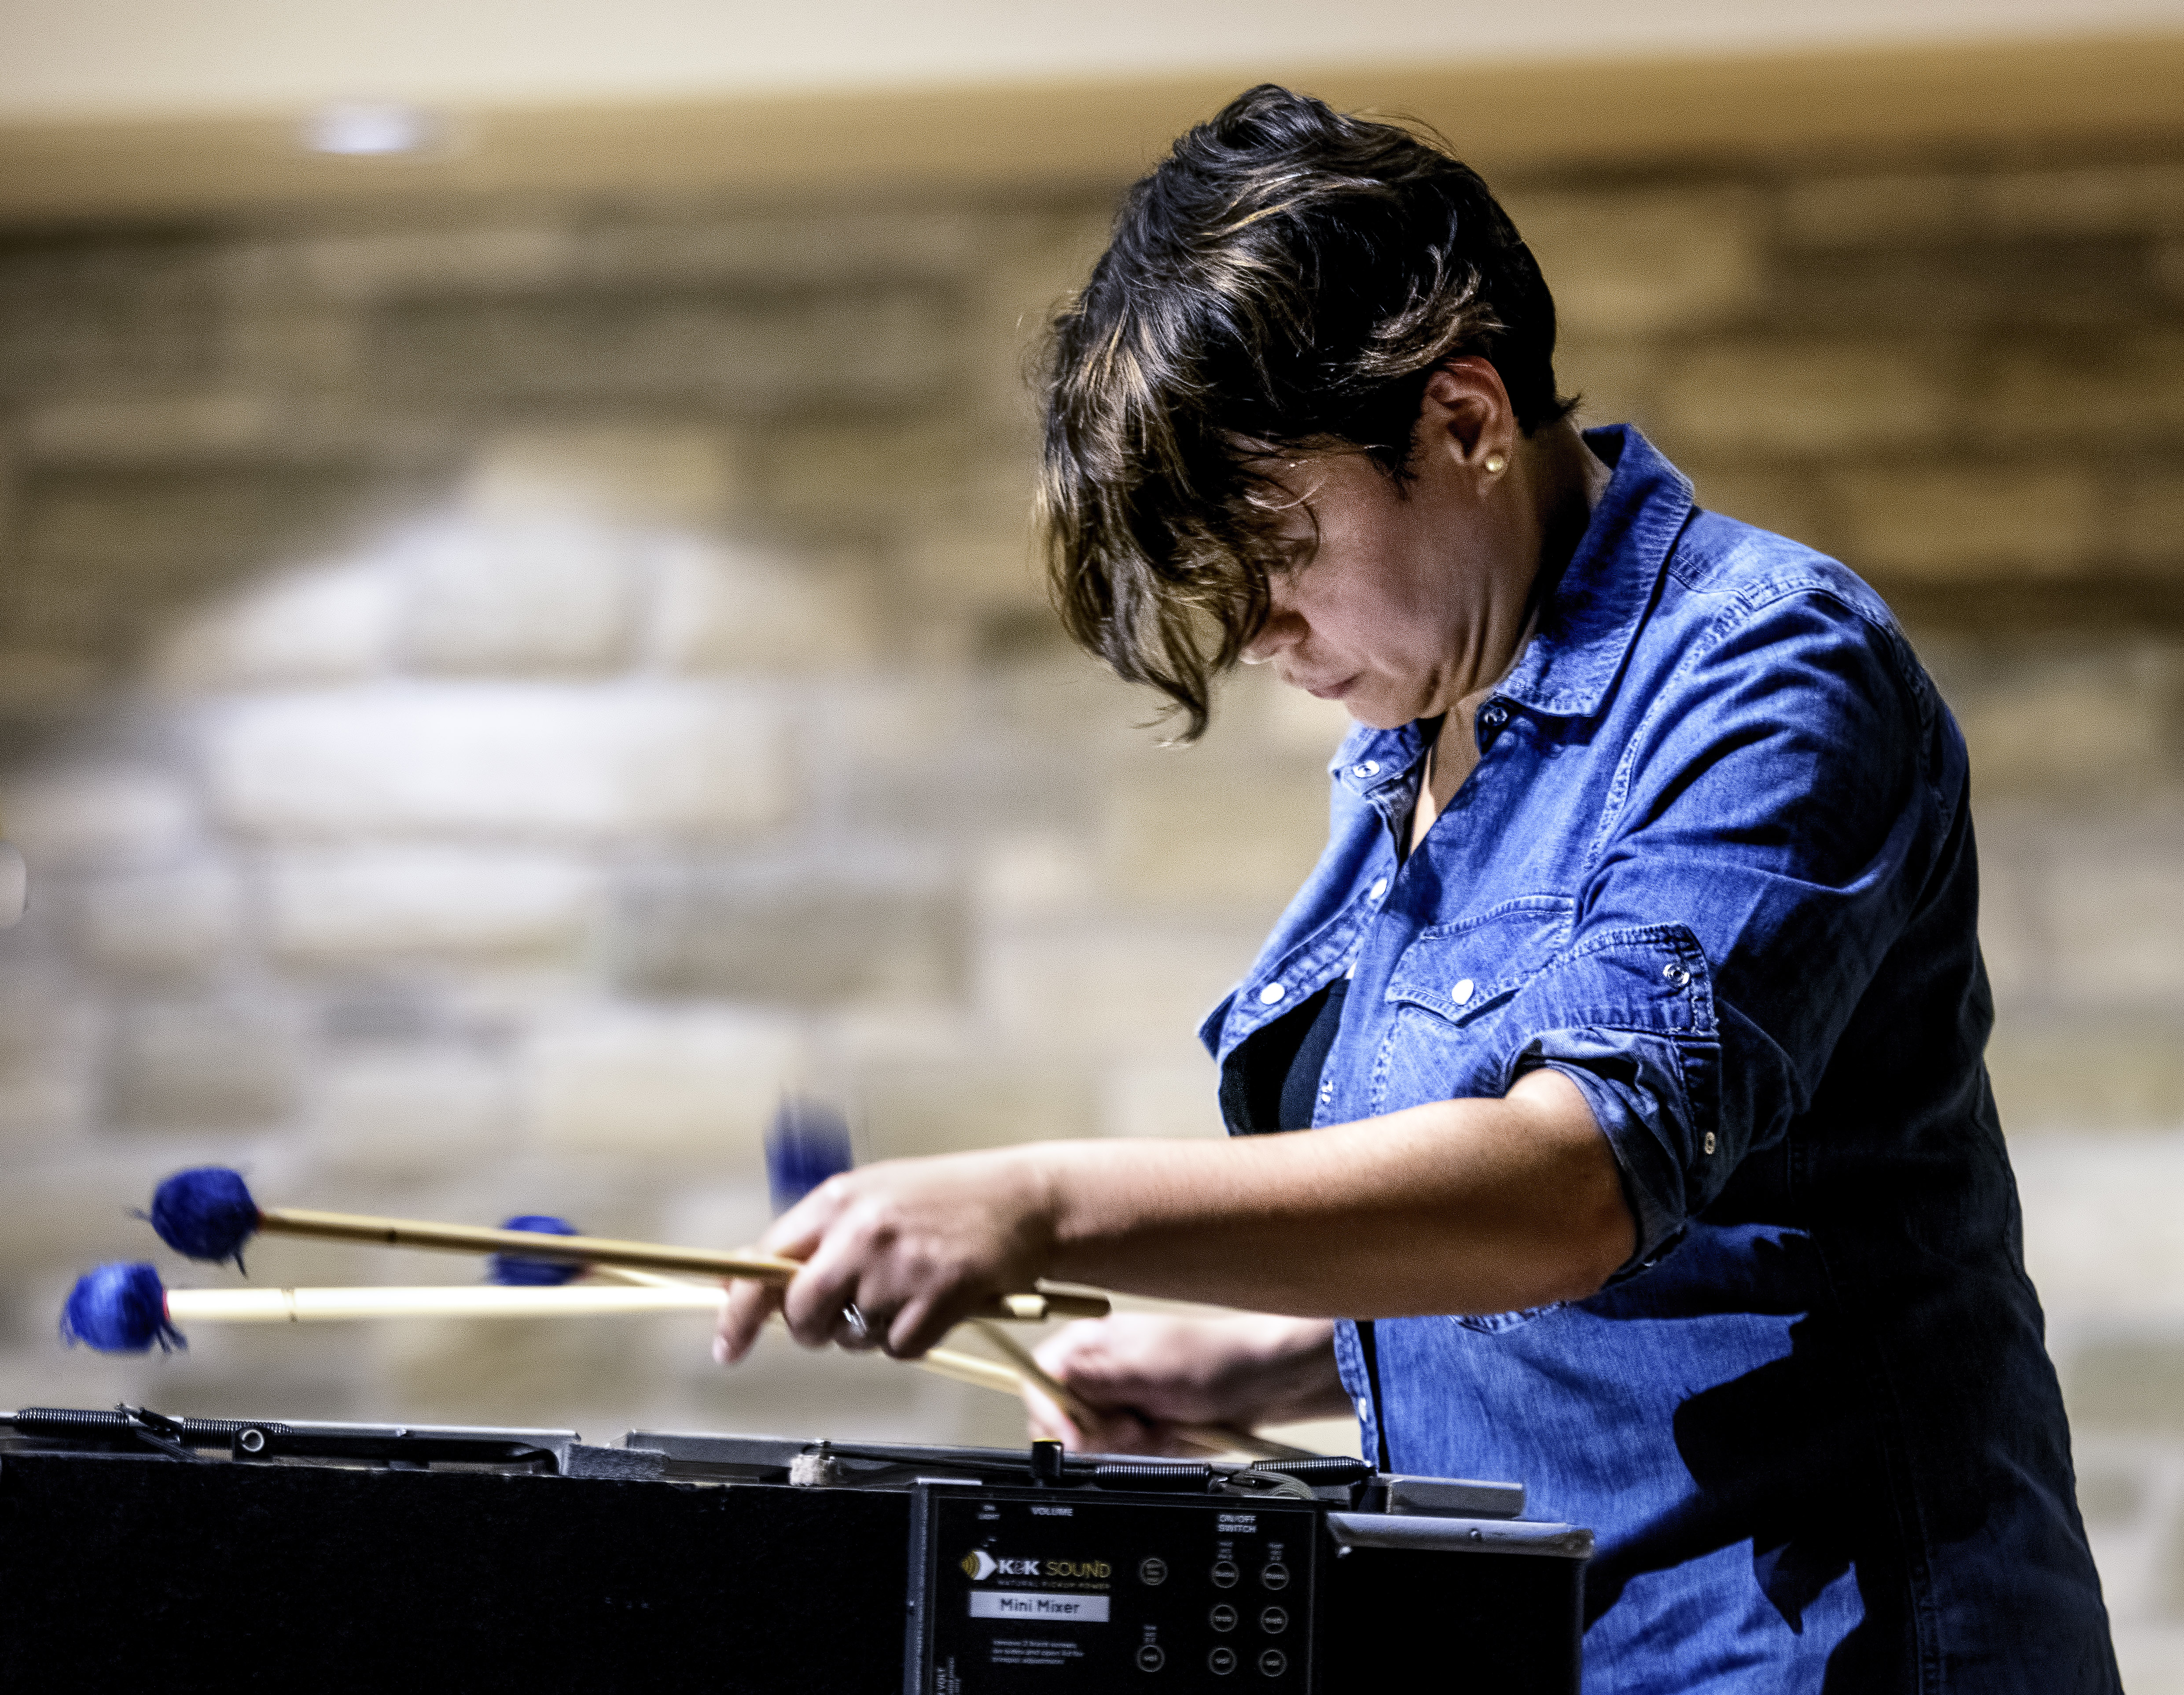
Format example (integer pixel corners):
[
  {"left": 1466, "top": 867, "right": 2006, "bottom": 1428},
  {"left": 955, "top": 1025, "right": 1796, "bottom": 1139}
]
[{"left": 1039, "top": 84, "right": 1575, "bottom": 739}]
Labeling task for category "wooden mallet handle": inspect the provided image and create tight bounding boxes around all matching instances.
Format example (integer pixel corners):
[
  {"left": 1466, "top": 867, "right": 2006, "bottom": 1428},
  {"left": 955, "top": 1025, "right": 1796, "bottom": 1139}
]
[
  {"left": 166, "top": 1284, "right": 728, "bottom": 1323},
  {"left": 255, "top": 1206, "right": 1109, "bottom": 1322}
]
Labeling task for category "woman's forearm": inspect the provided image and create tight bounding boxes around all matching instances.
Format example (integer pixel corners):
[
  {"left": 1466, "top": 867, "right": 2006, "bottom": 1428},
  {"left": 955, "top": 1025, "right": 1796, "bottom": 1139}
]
[
  {"left": 714, "top": 1069, "right": 1634, "bottom": 1361},
  {"left": 1031, "top": 1069, "right": 1633, "bottom": 1318}
]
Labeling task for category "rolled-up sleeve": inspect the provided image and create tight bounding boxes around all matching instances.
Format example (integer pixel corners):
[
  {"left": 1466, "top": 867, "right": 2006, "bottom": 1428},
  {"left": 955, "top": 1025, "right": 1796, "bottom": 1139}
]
[{"left": 1493, "top": 586, "right": 1955, "bottom": 1268}]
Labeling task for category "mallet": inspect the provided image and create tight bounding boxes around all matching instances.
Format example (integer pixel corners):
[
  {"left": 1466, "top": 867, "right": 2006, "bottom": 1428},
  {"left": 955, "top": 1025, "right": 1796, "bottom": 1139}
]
[
  {"left": 62, "top": 1258, "right": 1093, "bottom": 1422},
  {"left": 60, "top": 1260, "right": 733, "bottom": 1353},
  {"left": 142, "top": 1168, "right": 1108, "bottom": 1324},
  {"left": 59, "top": 1258, "right": 1094, "bottom": 1422}
]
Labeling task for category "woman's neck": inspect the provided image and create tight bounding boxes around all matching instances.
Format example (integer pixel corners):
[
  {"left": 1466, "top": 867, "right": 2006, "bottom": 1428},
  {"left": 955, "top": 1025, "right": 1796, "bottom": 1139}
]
[
  {"left": 1409, "top": 423, "right": 1608, "bottom": 851},
  {"left": 1527, "top": 419, "right": 1614, "bottom": 597}
]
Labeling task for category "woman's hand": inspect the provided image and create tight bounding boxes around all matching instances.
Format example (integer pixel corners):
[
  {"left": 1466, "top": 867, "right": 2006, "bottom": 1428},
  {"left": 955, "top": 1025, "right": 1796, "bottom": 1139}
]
[
  {"left": 1022, "top": 1313, "right": 1348, "bottom": 1455},
  {"left": 714, "top": 1146, "right": 1058, "bottom": 1364}
]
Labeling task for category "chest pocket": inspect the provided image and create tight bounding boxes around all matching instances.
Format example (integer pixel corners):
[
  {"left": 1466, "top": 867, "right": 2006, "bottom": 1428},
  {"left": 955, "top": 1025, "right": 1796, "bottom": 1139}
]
[{"left": 1368, "top": 895, "right": 1574, "bottom": 1118}]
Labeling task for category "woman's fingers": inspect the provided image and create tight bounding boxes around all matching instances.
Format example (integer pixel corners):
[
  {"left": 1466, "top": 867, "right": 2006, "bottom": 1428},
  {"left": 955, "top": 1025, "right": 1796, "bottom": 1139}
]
[
  {"left": 757, "top": 1176, "right": 846, "bottom": 1263},
  {"left": 778, "top": 1209, "right": 930, "bottom": 1353},
  {"left": 884, "top": 1291, "right": 959, "bottom": 1361},
  {"left": 1020, "top": 1378, "right": 1085, "bottom": 1447},
  {"left": 713, "top": 1276, "right": 782, "bottom": 1365},
  {"left": 1033, "top": 1312, "right": 1336, "bottom": 1429},
  {"left": 1022, "top": 1375, "right": 1135, "bottom": 1452},
  {"left": 779, "top": 1232, "right": 867, "bottom": 1350},
  {"left": 1026, "top": 1320, "right": 1207, "bottom": 1456},
  {"left": 717, "top": 1148, "right": 1057, "bottom": 1367},
  {"left": 1033, "top": 1319, "right": 1118, "bottom": 1388},
  {"left": 1034, "top": 1315, "right": 1212, "bottom": 1419},
  {"left": 1021, "top": 1373, "right": 1195, "bottom": 1456},
  {"left": 782, "top": 1152, "right": 1051, "bottom": 1355}
]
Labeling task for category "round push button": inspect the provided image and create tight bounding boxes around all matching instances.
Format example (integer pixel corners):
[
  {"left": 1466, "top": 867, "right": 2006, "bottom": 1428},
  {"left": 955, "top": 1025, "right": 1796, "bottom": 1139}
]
[
  {"left": 1138, "top": 1557, "right": 1168, "bottom": 1586},
  {"left": 1136, "top": 1645, "right": 1166, "bottom": 1673},
  {"left": 1209, "top": 1647, "right": 1238, "bottom": 1675},
  {"left": 1258, "top": 1649, "right": 1288, "bottom": 1676},
  {"left": 1259, "top": 1563, "right": 1291, "bottom": 1591},
  {"left": 1209, "top": 1603, "right": 1237, "bottom": 1632},
  {"left": 1210, "top": 1559, "right": 1239, "bottom": 1588},
  {"left": 1259, "top": 1606, "right": 1288, "bottom": 1634}
]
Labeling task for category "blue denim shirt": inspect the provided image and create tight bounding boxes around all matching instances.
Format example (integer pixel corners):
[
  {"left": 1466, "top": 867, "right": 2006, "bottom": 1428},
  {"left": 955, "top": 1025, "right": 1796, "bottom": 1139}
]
[{"left": 1200, "top": 428, "right": 2117, "bottom": 1691}]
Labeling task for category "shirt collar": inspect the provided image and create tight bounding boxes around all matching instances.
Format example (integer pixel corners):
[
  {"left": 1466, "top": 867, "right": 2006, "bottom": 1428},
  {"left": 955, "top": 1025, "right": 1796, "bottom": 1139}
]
[
  {"left": 1327, "top": 719, "right": 1425, "bottom": 792},
  {"left": 1326, "top": 425, "right": 1692, "bottom": 791},
  {"left": 1500, "top": 424, "right": 1693, "bottom": 719}
]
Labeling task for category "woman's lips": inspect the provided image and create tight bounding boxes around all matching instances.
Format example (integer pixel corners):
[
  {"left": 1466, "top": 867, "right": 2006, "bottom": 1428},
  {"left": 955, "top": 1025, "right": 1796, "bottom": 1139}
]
[{"left": 1304, "top": 674, "right": 1356, "bottom": 700}]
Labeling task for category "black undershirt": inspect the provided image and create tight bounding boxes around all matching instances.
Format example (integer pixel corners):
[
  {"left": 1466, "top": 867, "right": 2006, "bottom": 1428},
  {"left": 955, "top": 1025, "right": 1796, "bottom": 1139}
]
[
  {"left": 1218, "top": 971, "right": 1392, "bottom": 1469},
  {"left": 1278, "top": 977, "right": 1350, "bottom": 1131},
  {"left": 1220, "top": 976, "right": 1350, "bottom": 1136}
]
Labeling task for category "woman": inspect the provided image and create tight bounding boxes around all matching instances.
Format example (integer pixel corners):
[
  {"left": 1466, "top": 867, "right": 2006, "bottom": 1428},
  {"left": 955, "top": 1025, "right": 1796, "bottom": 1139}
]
[{"left": 717, "top": 86, "right": 2118, "bottom": 1688}]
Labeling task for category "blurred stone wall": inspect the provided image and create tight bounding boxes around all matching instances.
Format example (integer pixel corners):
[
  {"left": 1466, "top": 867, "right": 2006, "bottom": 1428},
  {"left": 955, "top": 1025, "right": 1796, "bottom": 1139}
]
[{"left": 0, "top": 128, "right": 2180, "bottom": 1673}]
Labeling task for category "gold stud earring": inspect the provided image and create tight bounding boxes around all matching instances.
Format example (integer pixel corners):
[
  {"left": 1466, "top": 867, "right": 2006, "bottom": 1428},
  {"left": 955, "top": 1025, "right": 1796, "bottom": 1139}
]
[{"left": 1483, "top": 451, "right": 1507, "bottom": 475}]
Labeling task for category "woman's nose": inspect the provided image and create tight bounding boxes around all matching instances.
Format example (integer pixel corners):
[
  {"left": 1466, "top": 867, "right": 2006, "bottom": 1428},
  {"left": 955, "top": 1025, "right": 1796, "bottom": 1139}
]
[{"left": 1241, "top": 608, "right": 1305, "bottom": 665}]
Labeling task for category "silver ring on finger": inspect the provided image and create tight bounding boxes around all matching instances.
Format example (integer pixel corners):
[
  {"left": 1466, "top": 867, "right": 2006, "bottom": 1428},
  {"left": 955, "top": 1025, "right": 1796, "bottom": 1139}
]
[{"left": 841, "top": 1302, "right": 870, "bottom": 1344}]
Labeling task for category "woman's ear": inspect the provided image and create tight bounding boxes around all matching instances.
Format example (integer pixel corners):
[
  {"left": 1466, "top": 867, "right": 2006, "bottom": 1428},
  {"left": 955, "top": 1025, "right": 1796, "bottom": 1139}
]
[{"left": 1418, "top": 358, "right": 1517, "bottom": 475}]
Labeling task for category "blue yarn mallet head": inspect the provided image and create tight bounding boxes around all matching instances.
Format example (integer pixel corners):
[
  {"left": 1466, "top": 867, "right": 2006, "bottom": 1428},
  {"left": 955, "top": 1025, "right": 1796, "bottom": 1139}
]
[
  {"left": 143, "top": 1166, "right": 260, "bottom": 1270},
  {"left": 61, "top": 1262, "right": 184, "bottom": 1354},
  {"left": 490, "top": 1216, "right": 585, "bottom": 1286},
  {"left": 765, "top": 1097, "right": 853, "bottom": 1216}
]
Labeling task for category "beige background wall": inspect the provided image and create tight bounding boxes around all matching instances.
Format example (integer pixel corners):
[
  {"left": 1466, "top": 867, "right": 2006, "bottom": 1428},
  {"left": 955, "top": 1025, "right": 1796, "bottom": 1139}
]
[{"left": 0, "top": 25, "right": 2181, "bottom": 1685}]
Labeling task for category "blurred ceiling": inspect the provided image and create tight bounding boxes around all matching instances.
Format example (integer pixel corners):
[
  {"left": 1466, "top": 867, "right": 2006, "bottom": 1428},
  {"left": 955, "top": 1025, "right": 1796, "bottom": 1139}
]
[
  {"left": 7, "top": 0, "right": 2183, "bottom": 118},
  {"left": 3, "top": 0, "right": 2182, "bottom": 216}
]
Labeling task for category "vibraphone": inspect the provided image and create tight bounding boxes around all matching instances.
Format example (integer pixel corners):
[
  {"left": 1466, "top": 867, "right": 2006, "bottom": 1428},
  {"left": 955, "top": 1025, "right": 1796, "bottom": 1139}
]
[{"left": 0, "top": 1406, "right": 1588, "bottom": 1692}]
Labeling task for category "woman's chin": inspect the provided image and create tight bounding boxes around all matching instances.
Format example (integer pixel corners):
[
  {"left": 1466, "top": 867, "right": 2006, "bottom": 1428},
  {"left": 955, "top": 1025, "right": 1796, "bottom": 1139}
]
[{"left": 1344, "top": 695, "right": 1412, "bottom": 732}]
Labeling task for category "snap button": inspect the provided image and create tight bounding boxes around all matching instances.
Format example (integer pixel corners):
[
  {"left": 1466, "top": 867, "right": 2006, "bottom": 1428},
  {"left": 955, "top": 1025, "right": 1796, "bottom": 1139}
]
[
  {"left": 1353, "top": 760, "right": 1380, "bottom": 778},
  {"left": 1704, "top": 1132, "right": 1717, "bottom": 1155},
  {"left": 1663, "top": 963, "right": 1691, "bottom": 985},
  {"left": 1479, "top": 703, "right": 1507, "bottom": 729},
  {"left": 1258, "top": 982, "right": 1287, "bottom": 1005},
  {"left": 1452, "top": 978, "right": 1475, "bottom": 1004},
  {"left": 1368, "top": 877, "right": 1388, "bottom": 901},
  {"left": 1355, "top": 1397, "right": 1372, "bottom": 1421}
]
